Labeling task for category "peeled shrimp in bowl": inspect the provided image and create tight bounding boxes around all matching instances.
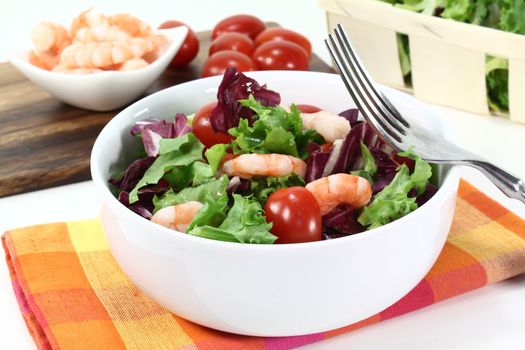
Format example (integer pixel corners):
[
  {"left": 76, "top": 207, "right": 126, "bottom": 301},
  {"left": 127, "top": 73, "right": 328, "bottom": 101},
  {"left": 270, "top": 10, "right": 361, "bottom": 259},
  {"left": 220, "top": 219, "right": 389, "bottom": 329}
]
[{"left": 7, "top": 25, "right": 188, "bottom": 111}]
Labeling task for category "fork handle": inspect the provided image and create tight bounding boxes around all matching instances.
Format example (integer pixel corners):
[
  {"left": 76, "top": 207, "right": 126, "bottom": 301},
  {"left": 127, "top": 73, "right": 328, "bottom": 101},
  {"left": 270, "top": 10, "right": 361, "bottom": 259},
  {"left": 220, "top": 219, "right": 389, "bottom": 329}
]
[{"left": 461, "top": 160, "right": 525, "bottom": 204}]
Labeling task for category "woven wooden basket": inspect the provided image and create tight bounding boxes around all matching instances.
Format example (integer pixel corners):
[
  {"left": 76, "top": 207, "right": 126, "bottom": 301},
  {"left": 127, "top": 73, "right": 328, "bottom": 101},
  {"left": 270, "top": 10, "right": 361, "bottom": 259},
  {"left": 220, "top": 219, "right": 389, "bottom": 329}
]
[{"left": 319, "top": 0, "right": 524, "bottom": 123}]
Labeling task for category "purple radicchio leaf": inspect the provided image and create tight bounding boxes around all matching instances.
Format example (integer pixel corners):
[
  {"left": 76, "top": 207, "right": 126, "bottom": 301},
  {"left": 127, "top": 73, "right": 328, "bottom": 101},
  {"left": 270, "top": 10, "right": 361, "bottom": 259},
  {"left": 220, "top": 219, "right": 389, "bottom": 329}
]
[
  {"left": 322, "top": 203, "right": 365, "bottom": 238},
  {"left": 305, "top": 117, "right": 397, "bottom": 183},
  {"left": 130, "top": 114, "right": 192, "bottom": 157},
  {"left": 110, "top": 156, "right": 156, "bottom": 192},
  {"left": 117, "top": 181, "right": 170, "bottom": 220},
  {"left": 210, "top": 67, "right": 281, "bottom": 133},
  {"left": 109, "top": 156, "right": 171, "bottom": 219},
  {"left": 415, "top": 183, "right": 438, "bottom": 207},
  {"left": 338, "top": 108, "right": 360, "bottom": 127},
  {"left": 118, "top": 191, "right": 153, "bottom": 219},
  {"left": 370, "top": 147, "right": 399, "bottom": 194},
  {"left": 226, "top": 176, "right": 250, "bottom": 195}
]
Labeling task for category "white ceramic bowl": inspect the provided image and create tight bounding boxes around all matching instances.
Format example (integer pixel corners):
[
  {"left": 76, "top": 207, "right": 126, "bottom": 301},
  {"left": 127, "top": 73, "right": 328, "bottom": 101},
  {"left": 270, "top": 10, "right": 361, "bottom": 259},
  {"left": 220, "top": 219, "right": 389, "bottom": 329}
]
[
  {"left": 91, "top": 71, "right": 460, "bottom": 336},
  {"left": 8, "top": 26, "right": 188, "bottom": 111}
]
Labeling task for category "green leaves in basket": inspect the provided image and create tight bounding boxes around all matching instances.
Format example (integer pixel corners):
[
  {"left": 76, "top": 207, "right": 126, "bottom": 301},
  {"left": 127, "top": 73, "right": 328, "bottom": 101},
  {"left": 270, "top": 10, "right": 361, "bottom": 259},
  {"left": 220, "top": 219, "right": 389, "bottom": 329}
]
[{"left": 486, "top": 56, "right": 509, "bottom": 113}]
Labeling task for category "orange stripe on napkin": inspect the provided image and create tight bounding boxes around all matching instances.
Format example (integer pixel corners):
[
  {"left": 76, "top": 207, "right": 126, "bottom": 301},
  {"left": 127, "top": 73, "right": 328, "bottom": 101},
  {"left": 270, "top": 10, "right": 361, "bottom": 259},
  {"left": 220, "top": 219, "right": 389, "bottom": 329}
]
[{"left": 3, "top": 179, "right": 525, "bottom": 350}]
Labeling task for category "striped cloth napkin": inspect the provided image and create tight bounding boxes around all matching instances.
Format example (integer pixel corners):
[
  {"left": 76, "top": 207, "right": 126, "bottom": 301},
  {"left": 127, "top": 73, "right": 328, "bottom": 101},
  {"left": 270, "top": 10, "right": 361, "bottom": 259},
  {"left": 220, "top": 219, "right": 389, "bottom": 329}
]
[{"left": 3, "top": 180, "right": 525, "bottom": 350}]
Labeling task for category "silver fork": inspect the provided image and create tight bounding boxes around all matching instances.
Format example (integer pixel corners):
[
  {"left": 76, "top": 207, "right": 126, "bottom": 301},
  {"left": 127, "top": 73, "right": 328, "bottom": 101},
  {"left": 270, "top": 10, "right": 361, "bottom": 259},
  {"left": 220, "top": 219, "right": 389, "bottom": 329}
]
[{"left": 325, "top": 24, "right": 525, "bottom": 204}]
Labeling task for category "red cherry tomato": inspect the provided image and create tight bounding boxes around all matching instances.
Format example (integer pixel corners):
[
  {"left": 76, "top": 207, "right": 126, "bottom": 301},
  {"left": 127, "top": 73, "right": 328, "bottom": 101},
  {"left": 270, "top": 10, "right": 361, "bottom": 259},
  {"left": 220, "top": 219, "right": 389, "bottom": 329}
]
[
  {"left": 254, "top": 27, "right": 312, "bottom": 57},
  {"left": 265, "top": 187, "right": 322, "bottom": 244},
  {"left": 159, "top": 20, "right": 199, "bottom": 67},
  {"left": 212, "top": 14, "right": 266, "bottom": 40},
  {"left": 202, "top": 50, "right": 256, "bottom": 77},
  {"left": 192, "top": 102, "right": 233, "bottom": 148},
  {"left": 252, "top": 41, "right": 309, "bottom": 71},
  {"left": 209, "top": 32, "right": 255, "bottom": 56},
  {"left": 295, "top": 104, "right": 322, "bottom": 113}
]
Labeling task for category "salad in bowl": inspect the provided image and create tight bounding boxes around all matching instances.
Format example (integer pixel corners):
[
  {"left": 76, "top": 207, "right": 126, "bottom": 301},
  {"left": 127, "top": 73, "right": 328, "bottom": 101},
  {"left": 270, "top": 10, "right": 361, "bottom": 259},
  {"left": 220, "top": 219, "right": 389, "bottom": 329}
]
[
  {"left": 110, "top": 68, "right": 437, "bottom": 244},
  {"left": 91, "top": 69, "right": 459, "bottom": 336}
]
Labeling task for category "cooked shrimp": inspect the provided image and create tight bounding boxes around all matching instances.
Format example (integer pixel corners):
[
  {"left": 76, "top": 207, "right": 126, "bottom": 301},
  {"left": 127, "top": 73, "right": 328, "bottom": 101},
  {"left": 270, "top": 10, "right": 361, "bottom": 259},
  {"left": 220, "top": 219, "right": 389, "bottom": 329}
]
[
  {"left": 301, "top": 110, "right": 351, "bottom": 143},
  {"left": 31, "top": 22, "right": 71, "bottom": 53},
  {"left": 70, "top": 8, "right": 107, "bottom": 37},
  {"left": 221, "top": 153, "right": 306, "bottom": 179},
  {"left": 29, "top": 50, "right": 59, "bottom": 70},
  {"left": 108, "top": 13, "right": 152, "bottom": 37},
  {"left": 74, "top": 24, "right": 131, "bottom": 43},
  {"left": 142, "top": 34, "right": 168, "bottom": 62},
  {"left": 305, "top": 174, "right": 372, "bottom": 215},
  {"left": 151, "top": 201, "right": 204, "bottom": 232},
  {"left": 59, "top": 42, "right": 134, "bottom": 68},
  {"left": 119, "top": 58, "right": 148, "bottom": 71}
]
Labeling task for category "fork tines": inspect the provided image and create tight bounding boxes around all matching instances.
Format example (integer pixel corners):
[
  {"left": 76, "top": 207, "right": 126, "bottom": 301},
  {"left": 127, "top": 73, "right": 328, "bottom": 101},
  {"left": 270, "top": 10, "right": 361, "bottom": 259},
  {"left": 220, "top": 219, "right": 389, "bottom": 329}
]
[{"left": 325, "top": 24, "right": 410, "bottom": 145}]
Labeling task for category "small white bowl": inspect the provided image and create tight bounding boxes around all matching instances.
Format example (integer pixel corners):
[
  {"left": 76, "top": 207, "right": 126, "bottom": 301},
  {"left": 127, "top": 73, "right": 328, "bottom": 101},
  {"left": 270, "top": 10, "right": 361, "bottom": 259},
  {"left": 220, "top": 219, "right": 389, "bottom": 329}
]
[
  {"left": 91, "top": 71, "right": 461, "bottom": 336},
  {"left": 8, "top": 26, "right": 188, "bottom": 111}
]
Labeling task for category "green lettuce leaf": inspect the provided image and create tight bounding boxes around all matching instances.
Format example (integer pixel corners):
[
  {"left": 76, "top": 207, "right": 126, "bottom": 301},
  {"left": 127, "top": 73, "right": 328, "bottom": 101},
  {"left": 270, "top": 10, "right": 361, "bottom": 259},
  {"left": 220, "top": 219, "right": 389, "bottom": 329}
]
[
  {"left": 441, "top": 0, "right": 472, "bottom": 22},
  {"left": 129, "top": 133, "right": 203, "bottom": 203},
  {"left": 395, "top": 0, "right": 445, "bottom": 15},
  {"left": 486, "top": 56, "right": 509, "bottom": 112},
  {"left": 153, "top": 175, "right": 229, "bottom": 212},
  {"left": 351, "top": 142, "right": 378, "bottom": 184},
  {"left": 229, "top": 96, "right": 324, "bottom": 160},
  {"left": 187, "top": 196, "right": 229, "bottom": 232},
  {"left": 205, "top": 143, "right": 229, "bottom": 174},
  {"left": 189, "top": 161, "right": 215, "bottom": 186},
  {"left": 249, "top": 173, "right": 305, "bottom": 206},
  {"left": 358, "top": 149, "right": 432, "bottom": 229},
  {"left": 500, "top": 0, "right": 525, "bottom": 34},
  {"left": 397, "top": 33, "right": 412, "bottom": 85},
  {"left": 188, "top": 194, "right": 276, "bottom": 244},
  {"left": 398, "top": 148, "right": 432, "bottom": 194}
]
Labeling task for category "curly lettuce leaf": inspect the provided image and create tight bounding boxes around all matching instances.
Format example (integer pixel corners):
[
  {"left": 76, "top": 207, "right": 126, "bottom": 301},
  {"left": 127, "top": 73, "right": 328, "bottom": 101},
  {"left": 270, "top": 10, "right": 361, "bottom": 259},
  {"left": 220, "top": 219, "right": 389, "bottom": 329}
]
[
  {"left": 153, "top": 175, "right": 229, "bottom": 212},
  {"left": 129, "top": 133, "right": 203, "bottom": 203},
  {"left": 187, "top": 196, "right": 229, "bottom": 232},
  {"left": 248, "top": 174, "right": 305, "bottom": 206},
  {"left": 358, "top": 150, "right": 432, "bottom": 229},
  {"left": 441, "top": 0, "right": 472, "bottom": 21},
  {"left": 205, "top": 143, "right": 229, "bottom": 174},
  {"left": 500, "top": 0, "right": 525, "bottom": 34},
  {"left": 188, "top": 194, "right": 276, "bottom": 244},
  {"left": 229, "top": 96, "right": 324, "bottom": 160},
  {"left": 351, "top": 142, "right": 378, "bottom": 183}
]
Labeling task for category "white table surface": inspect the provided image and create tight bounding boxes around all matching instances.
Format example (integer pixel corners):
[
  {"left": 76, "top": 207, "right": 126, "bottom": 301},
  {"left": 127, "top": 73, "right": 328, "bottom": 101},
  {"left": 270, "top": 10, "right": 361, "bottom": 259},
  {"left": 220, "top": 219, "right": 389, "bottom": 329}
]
[{"left": 1, "top": 1, "right": 525, "bottom": 349}]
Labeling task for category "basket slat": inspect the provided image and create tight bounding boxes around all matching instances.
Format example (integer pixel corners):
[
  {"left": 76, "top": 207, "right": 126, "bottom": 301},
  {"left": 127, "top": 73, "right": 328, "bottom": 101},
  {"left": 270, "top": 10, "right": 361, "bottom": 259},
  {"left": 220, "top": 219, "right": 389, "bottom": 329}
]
[
  {"left": 327, "top": 13, "right": 406, "bottom": 90},
  {"left": 320, "top": 0, "right": 525, "bottom": 123},
  {"left": 509, "top": 59, "right": 525, "bottom": 123},
  {"left": 320, "top": 0, "right": 525, "bottom": 60},
  {"left": 410, "top": 35, "right": 489, "bottom": 115}
]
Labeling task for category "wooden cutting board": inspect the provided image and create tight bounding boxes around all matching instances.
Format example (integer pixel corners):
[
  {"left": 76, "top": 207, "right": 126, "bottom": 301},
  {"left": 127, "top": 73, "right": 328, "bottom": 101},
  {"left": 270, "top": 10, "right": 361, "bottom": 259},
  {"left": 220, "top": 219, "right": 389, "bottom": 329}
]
[{"left": 0, "top": 24, "right": 333, "bottom": 197}]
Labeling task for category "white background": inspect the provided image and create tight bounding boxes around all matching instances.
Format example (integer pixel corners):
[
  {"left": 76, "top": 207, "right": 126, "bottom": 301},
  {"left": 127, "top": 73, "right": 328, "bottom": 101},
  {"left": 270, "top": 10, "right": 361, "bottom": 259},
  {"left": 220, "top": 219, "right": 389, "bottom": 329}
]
[{"left": 1, "top": 1, "right": 525, "bottom": 349}]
